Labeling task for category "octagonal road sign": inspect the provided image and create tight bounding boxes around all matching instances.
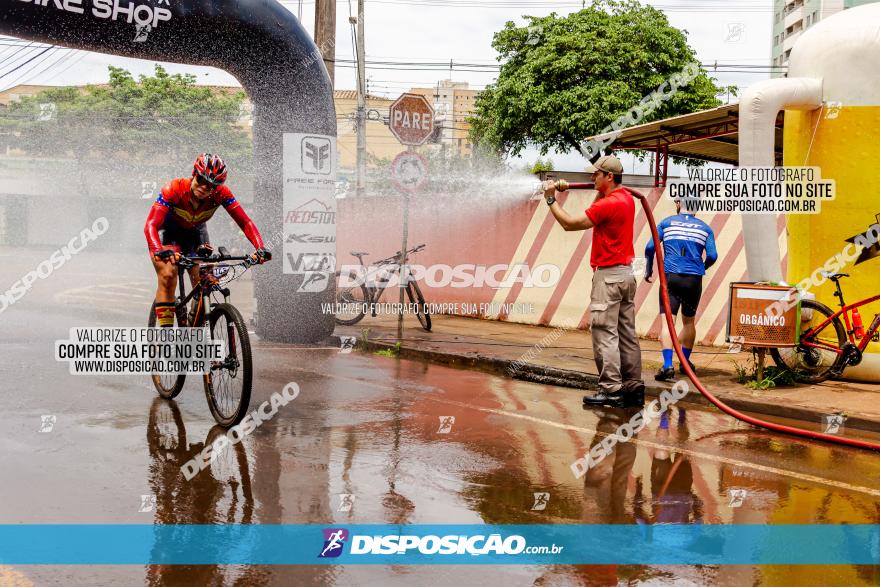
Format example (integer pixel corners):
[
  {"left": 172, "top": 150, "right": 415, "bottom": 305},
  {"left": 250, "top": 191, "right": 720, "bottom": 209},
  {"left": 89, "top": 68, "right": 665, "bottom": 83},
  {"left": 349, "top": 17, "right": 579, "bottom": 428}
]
[{"left": 389, "top": 93, "right": 435, "bottom": 146}]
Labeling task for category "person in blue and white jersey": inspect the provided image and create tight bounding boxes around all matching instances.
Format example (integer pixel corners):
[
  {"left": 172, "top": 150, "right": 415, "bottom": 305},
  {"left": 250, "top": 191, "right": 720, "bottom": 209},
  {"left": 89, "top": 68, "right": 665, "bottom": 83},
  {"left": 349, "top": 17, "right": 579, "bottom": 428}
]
[{"left": 644, "top": 199, "right": 718, "bottom": 381}]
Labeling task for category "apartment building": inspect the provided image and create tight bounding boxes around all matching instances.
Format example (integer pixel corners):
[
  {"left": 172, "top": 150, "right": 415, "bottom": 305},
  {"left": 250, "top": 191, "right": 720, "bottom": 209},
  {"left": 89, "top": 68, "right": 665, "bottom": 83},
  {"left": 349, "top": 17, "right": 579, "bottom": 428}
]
[
  {"left": 409, "top": 80, "right": 478, "bottom": 158},
  {"left": 772, "top": 0, "right": 878, "bottom": 71}
]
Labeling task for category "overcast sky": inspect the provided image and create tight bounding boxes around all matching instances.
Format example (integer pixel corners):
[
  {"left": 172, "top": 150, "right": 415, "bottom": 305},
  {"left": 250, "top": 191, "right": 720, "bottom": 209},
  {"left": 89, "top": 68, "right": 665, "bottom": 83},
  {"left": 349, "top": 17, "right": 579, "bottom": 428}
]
[{"left": 0, "top": 0, "right": 774, "bottom": 171}]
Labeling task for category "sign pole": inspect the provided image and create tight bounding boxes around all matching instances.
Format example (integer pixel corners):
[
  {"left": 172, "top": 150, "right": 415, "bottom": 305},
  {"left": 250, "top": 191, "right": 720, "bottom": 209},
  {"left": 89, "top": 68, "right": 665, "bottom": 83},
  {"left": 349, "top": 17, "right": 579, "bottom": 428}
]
[
  {"left": 387, "top": 93, "right": 433, "bottom": 341},
  {"left": 397, "top": 148, "right": 413, "bottom": 341}
]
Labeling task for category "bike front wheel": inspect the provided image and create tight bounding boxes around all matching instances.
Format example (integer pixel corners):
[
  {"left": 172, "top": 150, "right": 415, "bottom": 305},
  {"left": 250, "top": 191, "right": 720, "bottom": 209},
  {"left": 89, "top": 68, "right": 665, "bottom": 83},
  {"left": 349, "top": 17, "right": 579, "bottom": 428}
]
[
  {"left": 204, "top": 303, "right": 252, "bottom": 427},
  {"left": 770, "top": 299, "right": 847, "bottom": 383},
  {"left": 406, "top": 280, "right": 432, "bottom": 332},
  {"left": 147, "top": 302, "right": 187, "bottom": 399}
]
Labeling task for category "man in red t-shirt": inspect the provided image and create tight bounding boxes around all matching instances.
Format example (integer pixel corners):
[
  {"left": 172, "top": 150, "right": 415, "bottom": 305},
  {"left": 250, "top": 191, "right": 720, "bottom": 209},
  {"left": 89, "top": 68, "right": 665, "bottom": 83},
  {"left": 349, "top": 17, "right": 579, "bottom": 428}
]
[{"left": 542, "top": 155, "right": 644, "bottom": 408}]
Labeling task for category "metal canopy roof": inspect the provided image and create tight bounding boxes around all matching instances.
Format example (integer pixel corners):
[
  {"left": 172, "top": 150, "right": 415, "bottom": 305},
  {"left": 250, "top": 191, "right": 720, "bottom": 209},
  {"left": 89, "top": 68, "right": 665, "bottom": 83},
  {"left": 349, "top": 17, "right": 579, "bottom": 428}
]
[{"left": 586, "top": 103, "right": 785, "bottom": 167}]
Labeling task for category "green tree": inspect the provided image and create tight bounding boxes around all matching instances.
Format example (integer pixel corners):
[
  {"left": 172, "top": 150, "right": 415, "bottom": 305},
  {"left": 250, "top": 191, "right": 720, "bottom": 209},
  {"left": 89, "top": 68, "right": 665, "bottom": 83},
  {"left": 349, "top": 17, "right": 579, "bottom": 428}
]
[
  {"left": 0, "top": 65, "right": 251, "bottom": 170},
  {"left": 529, "top": 158, "right": 554, "bottom": 174},
  {"left": 719, "top": 84, "right": 739, "bottom": 104},
  {"left": 469, "top": 0, "right": 723, "bottom": 157}
]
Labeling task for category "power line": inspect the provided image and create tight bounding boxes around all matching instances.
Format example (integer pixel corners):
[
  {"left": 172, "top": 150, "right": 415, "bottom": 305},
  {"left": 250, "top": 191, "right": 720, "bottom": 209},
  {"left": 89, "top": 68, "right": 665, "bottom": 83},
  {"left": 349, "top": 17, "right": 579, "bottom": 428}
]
[
  {"left": 0, "top": 43, "right": 36, "bottom": 71},
  {"left": 1, "top": 48, "right": 74, "bottom": 91},
  {"left": 0, "top": 38, "right": 792, "bottom": 70},
  {"left": 0, "top": 37, "right": 785, "bottom": 76},
  {"left": 334, "top": 63, "right": 782, "bottom": 75},
  {"left": 333, "top": 57, "right": 785, "bottom": 72},
  {"left": 280, "top": 0, "right": 775, "bottom": 11},
  {"left": 335, "top": 55, "right": 785, "bottom": 70},
  {"left": 39, "top": 50, "right": 89, "bottom": 85},
  {"left": 0, "top": 46, "right": 55, "bottom": 83},
  {"left": 0, "top": 46, "right": 43, "bottom": 76}
]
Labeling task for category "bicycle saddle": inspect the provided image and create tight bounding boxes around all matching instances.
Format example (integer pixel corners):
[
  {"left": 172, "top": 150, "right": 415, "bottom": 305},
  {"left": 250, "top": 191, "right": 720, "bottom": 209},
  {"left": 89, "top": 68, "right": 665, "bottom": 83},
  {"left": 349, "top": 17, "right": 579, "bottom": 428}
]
[
  {"left": 820, "top": 271, "right": 849, "bottom": 281},
  {"left": 350, "top": 252, "right": 369, "bottom": 258}
]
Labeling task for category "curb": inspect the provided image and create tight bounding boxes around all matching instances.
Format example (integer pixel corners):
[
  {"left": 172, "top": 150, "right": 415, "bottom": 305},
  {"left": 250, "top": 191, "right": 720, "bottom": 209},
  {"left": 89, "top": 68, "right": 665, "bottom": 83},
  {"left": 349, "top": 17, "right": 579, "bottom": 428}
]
[{"left": 359, "top": 339, "right": 880, "bottom": 435}]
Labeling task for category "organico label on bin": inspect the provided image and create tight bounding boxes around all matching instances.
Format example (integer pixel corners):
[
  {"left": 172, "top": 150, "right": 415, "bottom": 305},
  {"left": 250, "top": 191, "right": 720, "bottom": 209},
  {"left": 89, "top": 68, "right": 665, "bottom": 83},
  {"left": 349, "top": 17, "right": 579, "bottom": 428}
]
[{"left": 727, "top": 283, "right": 800, "bottom": 348}]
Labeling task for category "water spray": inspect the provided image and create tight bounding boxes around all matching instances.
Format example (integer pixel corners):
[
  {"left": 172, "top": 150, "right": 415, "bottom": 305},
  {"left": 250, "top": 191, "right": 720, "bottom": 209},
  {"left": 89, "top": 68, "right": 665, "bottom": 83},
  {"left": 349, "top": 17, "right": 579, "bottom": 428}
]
[{"left": 554, "top": 180, "right": 880, "bottom": 452}]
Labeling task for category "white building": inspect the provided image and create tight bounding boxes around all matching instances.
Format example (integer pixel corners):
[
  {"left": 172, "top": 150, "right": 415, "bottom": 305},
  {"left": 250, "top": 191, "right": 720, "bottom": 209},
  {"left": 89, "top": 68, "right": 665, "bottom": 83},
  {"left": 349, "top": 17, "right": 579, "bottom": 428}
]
[
  {"left": 772, "top": 0, "right": 879, "bottom": 71},
  {"left": 409, "top": 80, "right": 478, "bottom": 158}
]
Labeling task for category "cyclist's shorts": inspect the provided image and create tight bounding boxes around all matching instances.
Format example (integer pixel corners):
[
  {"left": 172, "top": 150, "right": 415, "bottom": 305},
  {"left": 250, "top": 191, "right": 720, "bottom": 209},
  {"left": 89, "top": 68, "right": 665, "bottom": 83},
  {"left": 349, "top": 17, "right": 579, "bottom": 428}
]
[
  {"left": 659, "top": 273, "right": 703, "bottom": 317},
  {"left": 159, "top": 223, "right": 210, "bottom": 256}
]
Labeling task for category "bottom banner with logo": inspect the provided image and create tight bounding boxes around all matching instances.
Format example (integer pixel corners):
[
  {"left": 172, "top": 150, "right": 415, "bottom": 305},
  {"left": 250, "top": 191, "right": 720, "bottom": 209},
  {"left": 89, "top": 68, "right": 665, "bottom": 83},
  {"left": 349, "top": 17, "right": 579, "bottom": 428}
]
[{"left": 0, "top": 525, "right": 876, "bottom": 565}]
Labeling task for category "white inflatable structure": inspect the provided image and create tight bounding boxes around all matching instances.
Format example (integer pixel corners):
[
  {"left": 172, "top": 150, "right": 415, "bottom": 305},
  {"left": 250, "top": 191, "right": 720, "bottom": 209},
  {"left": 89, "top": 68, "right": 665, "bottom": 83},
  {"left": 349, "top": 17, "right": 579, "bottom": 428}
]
[{"left": 740, "top": 3, "right": 880, "bottom": 381}]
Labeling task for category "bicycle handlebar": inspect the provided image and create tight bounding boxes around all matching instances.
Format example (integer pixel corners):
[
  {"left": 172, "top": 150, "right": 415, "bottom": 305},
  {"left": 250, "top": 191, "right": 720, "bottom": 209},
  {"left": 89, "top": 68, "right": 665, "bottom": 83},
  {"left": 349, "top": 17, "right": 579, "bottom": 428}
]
[
  {"left": 178, "top": 254, "right": 255, "bottom": 269},
  {"left": 395, "top": 244, "right": 426, "bottom": 257},
  {"left": 189, "top": 255, "right": 253, "bottom": 262},
  {"left": 375, "top": 244, "right": 426, "bottom": 265}
]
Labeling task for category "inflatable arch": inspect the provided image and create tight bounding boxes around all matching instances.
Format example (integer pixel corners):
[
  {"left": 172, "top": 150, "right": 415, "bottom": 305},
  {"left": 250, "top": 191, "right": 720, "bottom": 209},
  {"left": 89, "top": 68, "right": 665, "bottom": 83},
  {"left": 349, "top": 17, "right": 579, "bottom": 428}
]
[{"left": 1, "top": 0, "right": 337, "bottom": 343}]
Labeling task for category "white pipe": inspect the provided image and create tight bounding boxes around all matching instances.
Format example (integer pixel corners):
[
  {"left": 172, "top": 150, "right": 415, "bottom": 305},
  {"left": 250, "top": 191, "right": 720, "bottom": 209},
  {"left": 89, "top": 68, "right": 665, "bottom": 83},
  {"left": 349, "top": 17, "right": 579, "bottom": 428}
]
[{"left": 738, "top": 77, "right": 823, "bottom": 282}]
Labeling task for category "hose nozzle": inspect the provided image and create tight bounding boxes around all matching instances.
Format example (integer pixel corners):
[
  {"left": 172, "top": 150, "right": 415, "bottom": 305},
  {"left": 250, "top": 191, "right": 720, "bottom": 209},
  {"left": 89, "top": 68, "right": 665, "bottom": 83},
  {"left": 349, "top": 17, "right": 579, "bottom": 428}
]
[{"left": 555, "top": 180, "right": 594, "bottom": 191}]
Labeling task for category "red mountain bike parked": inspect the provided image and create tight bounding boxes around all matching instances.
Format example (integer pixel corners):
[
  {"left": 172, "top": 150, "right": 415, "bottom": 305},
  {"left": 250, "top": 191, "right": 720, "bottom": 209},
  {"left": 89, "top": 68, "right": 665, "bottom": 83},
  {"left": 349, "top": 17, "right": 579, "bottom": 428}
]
[{"left": 771, "top": 271, "right": 880, "bottom": 383}]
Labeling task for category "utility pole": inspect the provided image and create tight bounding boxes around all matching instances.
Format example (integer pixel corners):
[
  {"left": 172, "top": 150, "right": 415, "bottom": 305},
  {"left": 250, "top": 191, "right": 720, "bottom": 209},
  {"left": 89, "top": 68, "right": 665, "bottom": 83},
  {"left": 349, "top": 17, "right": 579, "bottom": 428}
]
[
  {"left": 314, "top": 0, "right": 336, "bottom": 86},
  {"left": 355, "top": 0, "right": 367, "bottom": 198}
]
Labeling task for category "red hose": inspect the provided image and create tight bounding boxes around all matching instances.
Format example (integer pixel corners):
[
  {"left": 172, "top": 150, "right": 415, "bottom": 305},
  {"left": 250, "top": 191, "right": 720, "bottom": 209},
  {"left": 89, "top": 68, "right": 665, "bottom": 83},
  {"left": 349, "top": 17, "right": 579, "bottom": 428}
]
[{"left": 561, "top": 181, "right": 880, "bottom": 452}]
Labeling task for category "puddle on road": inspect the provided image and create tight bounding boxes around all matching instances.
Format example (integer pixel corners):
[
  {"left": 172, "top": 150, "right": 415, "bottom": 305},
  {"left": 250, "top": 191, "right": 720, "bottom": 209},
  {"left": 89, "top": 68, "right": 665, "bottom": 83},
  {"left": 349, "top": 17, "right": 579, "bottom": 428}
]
[
  {"left": 137, "top": 353, "right": 880, "bottom": 585},
  {"left": 7, "top": 350, "right": 879, "bottom": 585}
]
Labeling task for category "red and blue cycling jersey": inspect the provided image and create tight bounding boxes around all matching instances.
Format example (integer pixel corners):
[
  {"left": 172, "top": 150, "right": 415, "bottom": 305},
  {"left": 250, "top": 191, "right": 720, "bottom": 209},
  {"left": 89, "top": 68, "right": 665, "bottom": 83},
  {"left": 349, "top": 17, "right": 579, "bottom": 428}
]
[{"left": 143, "top": 178, "right": 265, "bottom": 254}]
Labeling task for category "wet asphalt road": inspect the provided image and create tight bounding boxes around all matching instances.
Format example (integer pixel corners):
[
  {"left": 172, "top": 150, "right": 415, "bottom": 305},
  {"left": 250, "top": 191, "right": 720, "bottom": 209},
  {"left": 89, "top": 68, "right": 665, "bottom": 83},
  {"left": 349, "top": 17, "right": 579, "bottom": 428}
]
[{"left": 1, "top": 249, "right": 879, "bottom": 586}]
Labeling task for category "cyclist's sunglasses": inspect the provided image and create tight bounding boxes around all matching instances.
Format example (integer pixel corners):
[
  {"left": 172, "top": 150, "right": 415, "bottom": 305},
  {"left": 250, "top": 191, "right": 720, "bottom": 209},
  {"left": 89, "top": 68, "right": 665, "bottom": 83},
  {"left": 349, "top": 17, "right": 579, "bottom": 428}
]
[{"left": 194, "top": 173, "right": 222, "bottom": 189}]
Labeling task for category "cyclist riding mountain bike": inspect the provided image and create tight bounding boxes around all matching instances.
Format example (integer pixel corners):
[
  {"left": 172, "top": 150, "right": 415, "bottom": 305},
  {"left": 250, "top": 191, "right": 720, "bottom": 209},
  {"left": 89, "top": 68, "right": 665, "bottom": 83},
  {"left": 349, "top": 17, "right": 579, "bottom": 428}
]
[{"left": 144, "top": 153, "right": 271, "bottom": 327}]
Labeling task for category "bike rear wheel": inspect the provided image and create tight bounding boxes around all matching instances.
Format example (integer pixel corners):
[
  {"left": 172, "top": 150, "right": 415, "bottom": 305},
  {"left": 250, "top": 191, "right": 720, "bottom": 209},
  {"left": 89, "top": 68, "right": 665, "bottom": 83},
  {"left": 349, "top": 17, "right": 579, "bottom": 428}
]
[
  {"left": 406, "top": 280, "right": 431, "bottom": 332},
  {"left": 204, "top": 303, "right": 252, "bottom": 427},
  {"left": 770, "top": 299, "right": 847, "bottom": 383},
  {"left": 147, "top": 302, "right": 187, "bottom": 399},
  {"left": 334, "top": 269, "right": 369, "bottom": 326}
]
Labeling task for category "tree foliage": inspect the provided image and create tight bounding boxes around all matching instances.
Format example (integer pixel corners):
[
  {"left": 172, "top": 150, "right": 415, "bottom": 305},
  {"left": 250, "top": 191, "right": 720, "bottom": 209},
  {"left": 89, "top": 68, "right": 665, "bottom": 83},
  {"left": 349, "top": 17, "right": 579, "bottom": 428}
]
[
  {"left": 529, "top": 158, "right": 555, "bottom": 174},
  {"left": 469, "top": 0, "right": 723, "bottom": 157},
  {"left": 0, "top": 65, "right": 251, "bottom": 170}
]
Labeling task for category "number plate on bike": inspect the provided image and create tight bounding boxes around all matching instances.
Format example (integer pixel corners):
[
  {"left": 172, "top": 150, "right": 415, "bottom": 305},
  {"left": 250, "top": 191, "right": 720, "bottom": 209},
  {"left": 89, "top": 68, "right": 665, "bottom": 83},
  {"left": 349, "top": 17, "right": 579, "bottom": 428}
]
[{"left": 212, "top": 266, "right": 230, "bottom": 278}]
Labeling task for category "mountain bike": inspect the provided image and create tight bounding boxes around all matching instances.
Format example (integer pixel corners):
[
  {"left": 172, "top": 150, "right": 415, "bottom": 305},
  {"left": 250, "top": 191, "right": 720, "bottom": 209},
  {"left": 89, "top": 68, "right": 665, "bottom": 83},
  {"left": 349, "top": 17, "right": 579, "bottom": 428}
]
[
  {"left": 333, "top": 243, "right": 431, "bottom": 331},
  {"left": 148, "top": 247, "right": 267, "bottom": 426},
  {"left": 771, "top": 271, "right": 880, "bottom": 383}
]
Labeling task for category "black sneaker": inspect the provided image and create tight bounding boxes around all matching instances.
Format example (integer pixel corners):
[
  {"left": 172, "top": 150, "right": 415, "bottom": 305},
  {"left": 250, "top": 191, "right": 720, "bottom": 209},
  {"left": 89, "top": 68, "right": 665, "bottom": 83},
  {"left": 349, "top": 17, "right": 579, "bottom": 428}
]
[
  {"left": 582, "top": 391, "right": 627, "bottom": 408},
  {"left": 654, "top": 367, "right": 676, "bottom": 382},
  {"left": 679, "top": 360, "right": 696, "bottom": 375}
]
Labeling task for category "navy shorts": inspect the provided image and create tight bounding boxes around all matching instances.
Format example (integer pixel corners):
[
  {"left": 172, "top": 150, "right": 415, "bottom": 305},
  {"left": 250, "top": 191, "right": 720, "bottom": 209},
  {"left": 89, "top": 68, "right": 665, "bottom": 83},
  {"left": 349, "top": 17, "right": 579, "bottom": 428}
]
[
  {"left": 659, "top": 273, "right": 702, "bottom": 317},
  {"left": 159, "top": 223, "right": 210, "bottom": 256}
]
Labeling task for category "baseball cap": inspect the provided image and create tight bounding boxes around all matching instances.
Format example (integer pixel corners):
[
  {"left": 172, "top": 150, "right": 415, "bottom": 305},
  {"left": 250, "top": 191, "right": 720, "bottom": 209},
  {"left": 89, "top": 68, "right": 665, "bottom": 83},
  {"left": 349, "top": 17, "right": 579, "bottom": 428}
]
[{"left": 585, "top": 155, "right": 624, "bottom": 175}]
